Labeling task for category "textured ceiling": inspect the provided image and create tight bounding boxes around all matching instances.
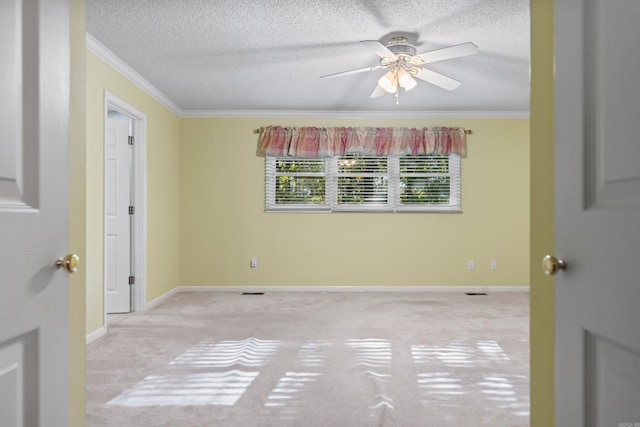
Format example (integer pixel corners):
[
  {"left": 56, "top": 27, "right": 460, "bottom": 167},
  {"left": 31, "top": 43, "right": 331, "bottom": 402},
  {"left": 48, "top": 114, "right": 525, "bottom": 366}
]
[{"left": 86, "top": 0, "right": 530, "bottom": 115}]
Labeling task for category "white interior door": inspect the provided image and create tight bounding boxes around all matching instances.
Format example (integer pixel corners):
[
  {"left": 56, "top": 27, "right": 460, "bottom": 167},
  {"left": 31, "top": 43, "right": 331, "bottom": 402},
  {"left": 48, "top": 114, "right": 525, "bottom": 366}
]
[
  {"left": 105, "top": 116, "right": 132, "bottom": 314},
  {"left": 555, "top": 0, "right": 640, "bottom": 425},
  {"left": 0, "top": 0, "right": 70, "bottom": 425}
]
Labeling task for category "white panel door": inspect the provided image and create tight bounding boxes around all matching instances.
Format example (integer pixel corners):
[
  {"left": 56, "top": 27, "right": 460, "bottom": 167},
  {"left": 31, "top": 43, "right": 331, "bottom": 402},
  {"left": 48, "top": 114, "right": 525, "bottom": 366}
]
[
  {"left": 0, "top": 0, "right": 70, "bottom": 426},
  {"left": 555, "top": 0, "right": 640, "bottom": 425},
  {"left": 105, "top": 117, "right": 132, "bottom": 314}
]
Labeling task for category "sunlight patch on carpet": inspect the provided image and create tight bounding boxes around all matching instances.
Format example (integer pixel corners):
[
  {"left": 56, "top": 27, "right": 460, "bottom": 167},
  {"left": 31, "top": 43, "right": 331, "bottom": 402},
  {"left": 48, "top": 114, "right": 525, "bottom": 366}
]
[
  {"left": 108, "top": 337, "right": 281, "bottom": 407},
  {"left": 169, "top": 337, "right": 282, "bottom": 368},
  {"left": 106, "top": 370, "right": 259, "bottom": 407},
  {"left": 411, "top": 340, "right": 510, "bottom": 367}
]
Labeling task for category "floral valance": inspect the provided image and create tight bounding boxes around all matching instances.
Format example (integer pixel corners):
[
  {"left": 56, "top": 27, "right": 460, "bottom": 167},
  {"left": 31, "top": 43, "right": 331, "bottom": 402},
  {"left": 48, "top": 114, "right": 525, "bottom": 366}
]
[{"left": 258, "top": 126, "right": 468, "bottom": 158}]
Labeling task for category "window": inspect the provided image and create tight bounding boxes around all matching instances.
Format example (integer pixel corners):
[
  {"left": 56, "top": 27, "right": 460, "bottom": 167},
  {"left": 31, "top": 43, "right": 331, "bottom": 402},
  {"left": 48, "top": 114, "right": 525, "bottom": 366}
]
[
  {"left": 266, "top": 154, "right": 461, "bottom": 212},
  {"left": 267, "top": 158, "right": 328, "bottom": 211}
]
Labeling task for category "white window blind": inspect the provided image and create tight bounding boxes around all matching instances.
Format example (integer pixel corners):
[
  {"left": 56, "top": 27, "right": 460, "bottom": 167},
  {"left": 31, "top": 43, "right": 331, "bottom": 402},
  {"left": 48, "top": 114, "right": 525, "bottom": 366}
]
[
  {"left": 265, "top": 158, "right": 330, "bottom": 211},
  {"left": 396, "top": 155, "right": 461, "bottom": 212},
  {"left": 265, "top": 154, "right": 461, "bottom": 213},
  {"left": 335, "top": 155, "right": 390, "bottom": 211}
]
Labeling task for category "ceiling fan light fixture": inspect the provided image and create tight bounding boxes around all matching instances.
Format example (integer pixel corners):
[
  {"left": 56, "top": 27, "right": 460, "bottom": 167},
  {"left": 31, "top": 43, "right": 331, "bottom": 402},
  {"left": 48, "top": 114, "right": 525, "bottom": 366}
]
[
  {"left": 378, "top": 71, "right": 397, "bottom": 93},
  {"left": 398, "top": 69, "right": 417, "bottom": 91}
]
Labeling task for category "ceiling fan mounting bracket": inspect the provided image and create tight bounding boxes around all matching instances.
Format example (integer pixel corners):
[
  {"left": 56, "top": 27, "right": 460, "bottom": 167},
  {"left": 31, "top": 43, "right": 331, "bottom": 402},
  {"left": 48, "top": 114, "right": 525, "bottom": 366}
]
[{"left": 385, "top": 36, "right": 417, "bottom": 58}]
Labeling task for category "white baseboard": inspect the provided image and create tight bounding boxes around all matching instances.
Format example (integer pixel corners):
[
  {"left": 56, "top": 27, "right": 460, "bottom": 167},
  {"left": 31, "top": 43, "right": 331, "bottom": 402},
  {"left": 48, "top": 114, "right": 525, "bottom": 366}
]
[
  {"left": 86, "top": 326, "right": 106, "bottom": 345},
  {"left": 144, "top": 286, "right": 182, "bottom": 310},
  {"left": 177, "top": 285, "right": 529, "bottom": 294}
]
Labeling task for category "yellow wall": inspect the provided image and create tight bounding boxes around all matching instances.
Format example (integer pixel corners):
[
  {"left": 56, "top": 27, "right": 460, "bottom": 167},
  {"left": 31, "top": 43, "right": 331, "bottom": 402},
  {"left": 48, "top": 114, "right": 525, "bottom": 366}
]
[
  {"left": 77, "top": 2, "right": 546, "bottom": 425},
  {"left": 180, "top": 118, "right": 529, "bottom": 288},
  {"left": 85, "top": 52, "right": 181, "bottom": 333},
  {"left": 530, "top": 0, "right": 555, "bottom": 425},
  {"left": 70, "top": 0, "right": 86, "bottom": 424}
]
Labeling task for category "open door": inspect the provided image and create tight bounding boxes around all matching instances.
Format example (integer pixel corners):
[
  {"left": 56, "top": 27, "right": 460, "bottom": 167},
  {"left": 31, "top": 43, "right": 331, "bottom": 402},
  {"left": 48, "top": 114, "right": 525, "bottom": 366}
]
[
  {"left": 103, "top": 92, "right": 147, "bottom": 319},
  {"left": 554, "top": 0, "right": 640, "bottom": 424},
  {"left": 0, "top": 0, "right": 71, "bottom": 425},
  {"left": 105, "top": 115, "right": 133, "bottom": 314}
]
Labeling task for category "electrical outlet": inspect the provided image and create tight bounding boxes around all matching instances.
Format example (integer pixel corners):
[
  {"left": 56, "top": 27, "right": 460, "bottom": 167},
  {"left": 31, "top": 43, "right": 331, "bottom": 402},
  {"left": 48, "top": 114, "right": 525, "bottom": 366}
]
[
  {"left": 250, "top": 258, "right": 258, "bottom": 270},
  {"left": 491, "top": 260, "right": 497, "bottom": 270},
  {"left": 467, "top": 260, "right": 475, "bottom": 270}
]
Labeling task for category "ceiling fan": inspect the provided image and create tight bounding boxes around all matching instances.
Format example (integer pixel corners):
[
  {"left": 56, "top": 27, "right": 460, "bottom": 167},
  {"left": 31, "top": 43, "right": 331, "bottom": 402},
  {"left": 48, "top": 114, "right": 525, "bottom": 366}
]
[{"left": 320, "top": 36, "right": 478, "bottom": 104}]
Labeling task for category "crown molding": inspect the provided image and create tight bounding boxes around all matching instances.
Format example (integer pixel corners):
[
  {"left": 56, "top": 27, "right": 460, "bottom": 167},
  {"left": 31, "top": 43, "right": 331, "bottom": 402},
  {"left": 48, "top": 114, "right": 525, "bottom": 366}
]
[
  {"left": 86, "top": 32, "right": 529, "bottom": 120},
  {"left": 86, "top": 32, "right": 182, "bottom": 116},
  {"left": 181, "top": 109, "right": 529, "bottom": 119}
]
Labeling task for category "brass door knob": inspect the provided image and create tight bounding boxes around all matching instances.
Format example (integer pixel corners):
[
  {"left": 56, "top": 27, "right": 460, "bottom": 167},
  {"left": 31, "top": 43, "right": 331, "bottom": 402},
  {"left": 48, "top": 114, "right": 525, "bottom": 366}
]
[
  {"left": 542, "top": 255, "right": 566, "bottom": 276},
  {"left": 57, "top": 254, "right": 80, "bottom": 273}
]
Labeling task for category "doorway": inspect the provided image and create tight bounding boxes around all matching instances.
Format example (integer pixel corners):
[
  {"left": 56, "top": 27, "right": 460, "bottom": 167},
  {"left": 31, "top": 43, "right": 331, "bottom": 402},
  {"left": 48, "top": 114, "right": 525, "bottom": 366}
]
[{"left": 103, "top": 92, "right": 147, "bottom": 320}]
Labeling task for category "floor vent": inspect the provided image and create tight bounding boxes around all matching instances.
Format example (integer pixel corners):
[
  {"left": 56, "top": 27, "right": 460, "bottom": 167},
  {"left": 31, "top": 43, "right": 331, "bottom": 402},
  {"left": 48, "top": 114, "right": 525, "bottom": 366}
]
[
  {"left": 241, "top": 292, "right": 265, "bottom": 295},
  {"left": 465, "top": 292, "right": 488, "bottom": 296}
]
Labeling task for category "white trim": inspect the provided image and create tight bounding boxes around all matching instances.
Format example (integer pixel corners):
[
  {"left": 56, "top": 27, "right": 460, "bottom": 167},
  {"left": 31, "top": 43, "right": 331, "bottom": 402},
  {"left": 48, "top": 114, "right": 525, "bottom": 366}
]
[
  {"left": 87, "top": 33, "right": 181, "bottom": 116},
  {"left": 144, "top": 287, "right": 182, "bottom": 310},
  {"left": 104, "top": 92, "right": 148, "bottom": 320},
  {"left": 155, "top": 285, "right": 529, "bottom": 298},
  {"left": 180, "top": 109, "right": 530, "bottom": 120},
  {"left": 86, "top": 327, "right": 106, "bottom": 345},
  {"left": 87, "top": 32, "right": 529, "bottom": 120}
]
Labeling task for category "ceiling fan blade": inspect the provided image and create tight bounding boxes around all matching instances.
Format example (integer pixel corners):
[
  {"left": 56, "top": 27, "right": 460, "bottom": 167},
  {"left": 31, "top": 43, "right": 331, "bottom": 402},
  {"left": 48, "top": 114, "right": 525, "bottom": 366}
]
[
  {"left": 360, "top": 40, "right": 395, "bottom": 58},
  {"left": 413, "top": 68, "right": 462, "bottom": 91},
  {"left": 319, "top": 65, "right": 383, "bottom": 79},
  {"left": 416, "top": 42, "right": 478, "bottom": 64},
  {"left": 370, "top": 84, "right": 386, "bottom": 98}
]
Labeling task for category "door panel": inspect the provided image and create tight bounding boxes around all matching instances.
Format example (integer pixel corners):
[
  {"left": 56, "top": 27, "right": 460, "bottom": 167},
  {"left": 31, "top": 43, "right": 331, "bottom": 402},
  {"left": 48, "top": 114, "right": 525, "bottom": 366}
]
[
  {"left": 105, "top": 117, "right": 132, "bottom": 313},
  {"left": 0, "top": 0, "right": 70, "bottom": 425},
  {"left": 586, "top": 333, "right": 640, "bottom": 425},
  {"left": 584, "top": 1, "right": 640, "bottom": 210},
  {"left": 0, "top": 0, "right": 38, "bottom": 209},
  {"left": 0, "top": 344, "right": 20, "bottom": 427},
  {"left": 555, "top": 0, "right": 640, "bottom": 424},
  {"left": 105, "top": 235, "right": 120, "bottom": 293},
  {"left": 0, "top": 332, "right": 38, "bottom": 427}
]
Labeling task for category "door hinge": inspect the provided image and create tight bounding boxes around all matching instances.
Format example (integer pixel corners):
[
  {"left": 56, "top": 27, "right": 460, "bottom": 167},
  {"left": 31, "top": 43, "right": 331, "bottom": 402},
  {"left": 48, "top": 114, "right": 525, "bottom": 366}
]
[
  {"left": 128, "top": 206, "right": 135, "bottom": 215},
  {"left": 128, "top": 276, "right": 135, "bottom": 285},
  {"left": 128, "top": 136, "right": 135, "bottom": 145}
]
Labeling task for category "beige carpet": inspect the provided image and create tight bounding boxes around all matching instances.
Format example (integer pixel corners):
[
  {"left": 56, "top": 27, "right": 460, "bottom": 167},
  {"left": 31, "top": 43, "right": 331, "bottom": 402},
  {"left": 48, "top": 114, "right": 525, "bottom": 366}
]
[{"left": 86, "top": 291, "right": 530, "bottom": 426}]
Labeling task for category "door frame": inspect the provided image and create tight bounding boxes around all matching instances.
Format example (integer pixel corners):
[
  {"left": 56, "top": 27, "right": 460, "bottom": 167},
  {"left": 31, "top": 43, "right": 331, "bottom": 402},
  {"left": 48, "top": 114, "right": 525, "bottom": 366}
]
[{"left": 103, "top": 91, "right": 147, "bottom": 323}]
